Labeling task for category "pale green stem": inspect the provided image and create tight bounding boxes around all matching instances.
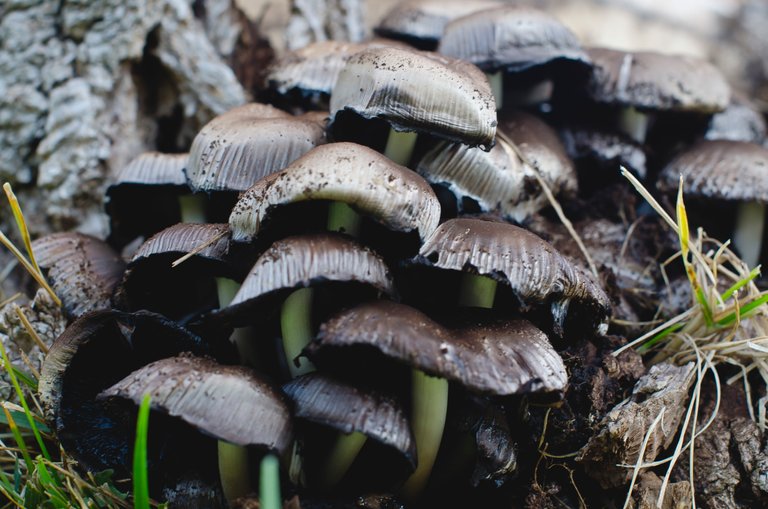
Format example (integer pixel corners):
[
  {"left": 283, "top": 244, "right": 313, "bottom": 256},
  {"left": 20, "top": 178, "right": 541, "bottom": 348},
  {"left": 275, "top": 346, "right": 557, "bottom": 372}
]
[
  {"left": 218, "top": 441, "right": 251, "bottom": 502},
  {"left": 178, "top": 194, "right": 207, "bottom": 223},
  {"left": 458, "top": 273, "right": 498, "bottom": 309},
  {"left": 487, "top": 71, "right": 504, "bottom": 110},
  {"left": 217, "top": 277, "right": 259, "bottom": 367},
  {"left": 259, "top": 454, "right": 282, "bottom": 509},
  {"left": 281, "top": 287, "right": 316, "bottom": 378},
  {"left": 402, "top": 370, "right": 449, "bottom": 499},
  {"left": 733, "top": 201, "right": 765, "bottom": 269},
  {"left": 327, "top": 202, "right": 361, "bottom": 236},
  {"left": 318, "top": 431, "right": 368, "bottom": 487},
  {"left": 618, "top": 107, "right": 650, "bottom": 144},
  {"left": 384, "top": 129, "right": 418, "bottom": 166}
]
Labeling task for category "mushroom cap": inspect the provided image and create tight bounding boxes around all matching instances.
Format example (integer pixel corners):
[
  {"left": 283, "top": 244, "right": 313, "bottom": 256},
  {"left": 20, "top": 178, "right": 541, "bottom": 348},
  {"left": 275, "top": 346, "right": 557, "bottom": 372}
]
[
  {"left": 374, "top": 0, "right": 504, "bottom": 46},
  {"left": 560, "top": 126, "right": 647, "bottom": 179},
  {"left": 657, "top": 140, "right": 768, "bottom": 203},
  {"left": 283, "top": 373, "right": 416, "bottom": 468},
  {"left": 228, "top": 142, "right": 441, "bottom": 243},
  {"left": 704, "top": 98, "right": 767, "bottom": 144},
  {"left": 587, "top": 47, "right": 730, "bottom": 113},
  {"left": 438, "top": 6, "right": 590, "bottom": 73},
  {"left": 309, "top": 300, "right": 567, "bottom": 395},
  {"left": 416, "top": 112, "right": 577, "bottom": 222},
  {"left": 100, "top": 355, "right": 293, "bottom": 453},
  {"left": 186, "top": 104, "right": 325, "bottom": 193},
  {"left": 415, "top": 218, "right": 611, "bottom": 333},
  {"left": 32, "top": 232, "right": 125, "bottom": 319},
  {"left": 128, "top": 222, "right": 231, "bottom": 263},
  {"left": 329, "top": 47, "right": 497, "bottom": 149},
  {"left": 221, "top": 233, "right": 395, "bottom": 322},
  {"left": 108, "top": 152, "right": 188, "bottom": 187}
]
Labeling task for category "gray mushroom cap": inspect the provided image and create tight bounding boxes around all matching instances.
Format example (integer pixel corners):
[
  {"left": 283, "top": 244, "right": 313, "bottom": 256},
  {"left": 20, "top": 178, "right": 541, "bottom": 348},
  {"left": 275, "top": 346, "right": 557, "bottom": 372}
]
[
  {"left": 186, "top": 104, "right": 325, "bottom": 193},
  {"left": 657, "top": 140, "right": 768, "bottom": 203},
  {"left": 329, "top": 47, "right": 497, "bottom": 149},
  {"left": 109, "top": 152, "right": 188, "bottom": 187},
  {"left": 32, "top": 233, "right": 125, "bottom": 319},
  {"left": 128, "top": 223, "right": 231, "bottom": 264},
  {"left": 374, "top": 0, "right": 504, "bottom": 46},
  {"left": 308, "top": 300, "right": 568, "bottom": 395},
  {"left": 704, "top": 97, "right": 767, "bottom": 144},
  {"left": 283, "top": 373, "right": 416, "bottom": 468},
  {"left": 415, "top": 218, "right": 611, "bottom": 334},
  {"left": 416, "top": 112, "right": 577, "bottom": 222},
  {"left": 560, "top": 126, "right": 647, "bottom": 179},
  {"left": 587, "top": 47, "right": 730, "bottom": 113},
  {"left": 438, "top": 6, "right": 590, "bottom": 73},
  {"left": 228, "top": 142, "right": 441, "bottom": 243},
  {"left": 99, "top": 355, "right": 293, "bottom": 453}
]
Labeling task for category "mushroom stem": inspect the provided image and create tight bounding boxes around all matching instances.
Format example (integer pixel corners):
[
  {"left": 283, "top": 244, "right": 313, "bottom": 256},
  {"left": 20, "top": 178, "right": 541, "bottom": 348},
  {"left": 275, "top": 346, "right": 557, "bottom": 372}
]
[
  {"left": 458, "top": 273, "right": 498, "bottom": 309},
  {"left": 178, "top": 194, "right": 207, "bottom": 223},
  {"left": 402, "top": 370, "right": 449, "bottom": 499},
  {"left": 487, "top": 71, "right": 504, "bottom": 110},
  {"left": 733, "top": 201, "right": 765, "bottom": 268},
  {"left": 218, "top": 441, "right": 251, "bottom": 502},
  {"left": 259, "top": 454, "right": 282, "bottom": 509},
  {"left": 384, "top": 129, "right": 419, "bottom": 166},
  {"left": 280, "top": 287, "right": 316, "bottom": 378},
  {"left": 327, "top": 202, "right": 361, "bottom": 236},
  {"left": 217, "top": 277, "right": 258, "bottom": 367},
  {"left": 318, "top": 431, "right": 368, "bottom": 487},
  {"left": 618, "top": 107, "right": 650, "bottom": 144}
]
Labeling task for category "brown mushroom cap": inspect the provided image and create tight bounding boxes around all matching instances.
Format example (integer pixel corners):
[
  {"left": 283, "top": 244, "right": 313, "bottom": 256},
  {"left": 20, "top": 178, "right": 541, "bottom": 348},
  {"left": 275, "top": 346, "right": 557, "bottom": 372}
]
[
  {"left": 100, "top": 355, "right": 293, "bottom": 453},
  {"left": 283, "top": 373, "right": 416, "bottom": 468},
  {"left": 415, "top": 218, "right": 611, "bottom": 333},
  {"left": 32, "top": 232, "right": 125, "bottom": 319},
  {"left": 374, "top": 0, "right": 504, "bottom": 48},
  {"left": 438, "top": 6, "right": 590, "bottom": 73},
  {"left": 329, "top": 47, "right": 497, "bottom": 149},
  {"left": 186, "top": 104, "right": 325, "bottom": 193},
  {"left": 657, "top": 140, "right": 768, "bottom": 203},
  {"left": 416, "top": 112, "right": 577, "bottom": 221},
  {"left": 228, "top": 142, "right": 441, "bottom": 243},
  {"left": 587, "top": 48, "right": 730, "bottom": 113},
  {"left": 308, "top": 300, "right": 567, "bottom": 395}
]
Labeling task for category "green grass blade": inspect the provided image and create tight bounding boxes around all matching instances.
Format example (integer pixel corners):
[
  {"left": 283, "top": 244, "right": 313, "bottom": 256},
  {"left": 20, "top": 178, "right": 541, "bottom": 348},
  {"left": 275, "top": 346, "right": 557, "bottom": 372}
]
[
  {"left": 2, "top": 406, "right": 33, "bottom": 470},
  {"left": 133, "top": 393, "right": 151, "bottom": 509},
  {"left": 722, "top": 266, "right": 761, "bottom": 301},
  {"left": 8, "top": 365, "right": 38, "bottom": 392},
  {"left": 3, "top": 183, "right": 40, "bottom": 274},
  {"left": 716, "top": 294, "right": 768, "bottom": 327},
  {"left": 638, "top": 322, "right": 685, "bottom": 353},
  {"left": 259, "top": 454, "right": 281, "bottom": 509},
  {"left": 0, "top": 409, "right": 50, "bottom": 433}
]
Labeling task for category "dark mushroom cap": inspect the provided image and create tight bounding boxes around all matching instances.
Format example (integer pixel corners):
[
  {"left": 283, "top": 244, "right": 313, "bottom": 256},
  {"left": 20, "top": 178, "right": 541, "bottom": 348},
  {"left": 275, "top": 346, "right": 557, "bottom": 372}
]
[
  {"left": 559, "top": 126, "right": 647, "bottom": 179},
  {"left": 586, "top": 47, "right": 730, "bottom": 113},
  {"left": 374, "top": 0, "right": 504, "bottom": 48},
  {"left": 704, "top": 97, "right": 767, "bottom": 144},
  {"left": 283, "top": 373, "right": 416, "bottom": 468},
  {"left": 415, "top": 218, "right": 611, "bottom": 333},
  {"left": 308, "top": 300, "right": 567, "bottom": 395},
  {"left": 437, "top": 6, "right": 590, "bottom": 73},
  {"left": 186, "top": 104, "right": 325, "bottom": 193},
  {"left": 228, "top": 142, "right": 441, "bottom": 243},
  {"left": 416, "top": 112, "right": 576, "bottom": 221},
  {"left": 657, "top": 140, "right": 768, "bottom": 203},
  {"left": 32, "top": 232, "right": 125, "bottom": 319},
  {"left": 100, "top": 355, "right": 293, "bottom": 453},
  {"left": 329, "top": 47, "right": 497, "bottom": 149},
  {"left": 221, "top": 233, "right": 395, "bottom": 322}
]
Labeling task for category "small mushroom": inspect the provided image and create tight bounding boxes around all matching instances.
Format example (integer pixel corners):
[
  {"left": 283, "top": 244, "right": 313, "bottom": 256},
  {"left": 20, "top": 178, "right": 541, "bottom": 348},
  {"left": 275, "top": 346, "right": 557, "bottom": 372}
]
[
  {"left": 559, "top": 126, "right": 647, "bottom": 186},
  {"left": 703, "top": 95, "right": 767, "bottom": 144},
  {"left": 32, "top": 232, "right": 125, "bottom": 319}
]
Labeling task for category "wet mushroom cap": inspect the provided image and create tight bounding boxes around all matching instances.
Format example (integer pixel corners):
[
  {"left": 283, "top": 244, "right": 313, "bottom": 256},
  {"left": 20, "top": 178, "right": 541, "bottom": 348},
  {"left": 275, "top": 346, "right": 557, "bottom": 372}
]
[
  {"left": 99, "top": 355, "right": 293, "bottom": 453},
  {"left": 32, "top": 232, "right": 125, "bottom": 319},
  {"left": 308, "top": 300, "right": 567, "bottom": 395},
  {"left": 586, "top": 48, "right": 730, "bottom": 112},
  {"left": 329, "top": 47, "right": 497, "bottom": 148},
  {"left": 283, "top": 373, "right": 416, "bottom": 467},
  {"left": 437, "top": 6, "right": 590, "bottom": 73},
  {"left": 186, "top": 111, "right": 326, "bottom": 193},
  {"left": 374, "top": 0, "right": 504, "bottom": 48},
  {"left": 657, "top": 140, "right": 768, "bottom": 202},
  {"left": 416, "top": 112, "right": 576, "bottom": 221},
  {"left": 228, "top": 142, "right": 441, "bottom": 243}
]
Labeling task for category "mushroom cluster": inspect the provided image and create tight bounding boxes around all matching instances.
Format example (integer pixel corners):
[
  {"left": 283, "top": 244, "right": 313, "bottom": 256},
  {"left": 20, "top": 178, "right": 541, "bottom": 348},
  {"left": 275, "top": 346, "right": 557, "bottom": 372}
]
[{"left": 33, "top": 1, "right": 768, "bottom": 507}]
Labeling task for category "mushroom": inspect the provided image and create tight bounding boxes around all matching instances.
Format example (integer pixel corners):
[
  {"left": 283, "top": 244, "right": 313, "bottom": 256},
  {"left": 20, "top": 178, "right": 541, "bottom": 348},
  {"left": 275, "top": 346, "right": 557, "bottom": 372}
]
[
  {"left": 586, "top": 47, "right": 730, "bottom": 143},
  {"left": 99, "top": 354, "right": 293, "bottom": 504},
  {"left": 415, "top": 111, "right": 577, "bottom": 222},
  {"left": 657, "top": 140, "right": 768, "bottom": 267},
  {"left": 703, "top": 95, "right": 767, "bottom": 145},
  {"left": 282, "top": 372, "right": 416, "bottom": 488},
  {"left": 307, "top": 300, "right": 566, "bottom": 497},
  {"left": 32, "top": 232, "right": 125, "bottom": 319},
  {"left": 438, "top": 6, "right": 591, "bottom": 109},
  {"left": 328, "top": 47, "right": 497, "bottom": 165}
]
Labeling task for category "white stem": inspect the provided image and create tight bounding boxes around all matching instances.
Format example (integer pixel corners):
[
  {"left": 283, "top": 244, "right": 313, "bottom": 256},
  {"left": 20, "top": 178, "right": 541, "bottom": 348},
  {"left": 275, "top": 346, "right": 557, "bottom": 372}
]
[
  {"left": 178, "top": 194, "right": 207, "bottom": 223},
  {"left": 487, "top": 71, "right": 503, "bottom": 110},
  {"left": 618, "top": 107, "right": 650, "bottom": 144},
  {"left": 384, "top": 129, "right": 418, "bottom": 166},
  {"left": 733, "top": 202, "right": 765, "bottom": 268}
]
